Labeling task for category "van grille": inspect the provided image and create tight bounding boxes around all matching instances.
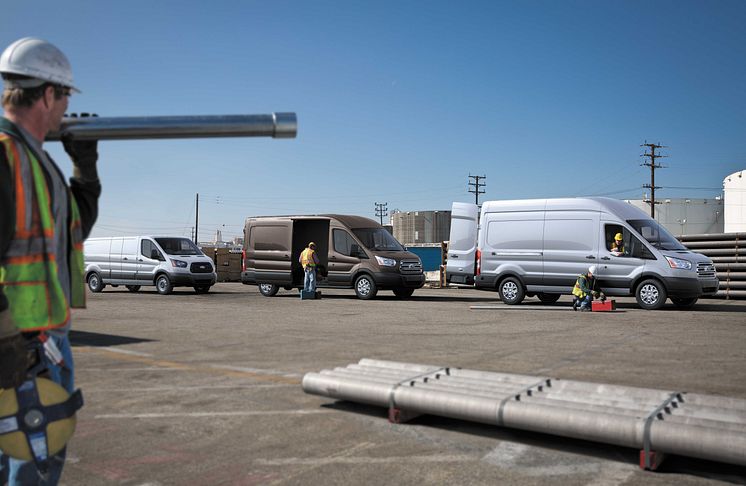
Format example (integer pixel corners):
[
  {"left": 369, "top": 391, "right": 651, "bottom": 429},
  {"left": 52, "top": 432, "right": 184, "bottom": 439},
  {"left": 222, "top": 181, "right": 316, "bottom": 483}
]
[
  {"left": 697, "top": 262, "right": 716, "bottom": 279},
  {"left": 190, "top": 262, "right": 213, "bottom": 274},
  {"left": 399, "top": 259, "right": 423, "bottom": 275}
]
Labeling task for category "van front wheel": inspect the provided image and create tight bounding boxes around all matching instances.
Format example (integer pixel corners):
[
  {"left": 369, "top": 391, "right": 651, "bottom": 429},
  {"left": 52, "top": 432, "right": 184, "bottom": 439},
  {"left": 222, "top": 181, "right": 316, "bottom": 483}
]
[
  {"left": 355, "top": 275, "right": 378, "bottom": 300},
  {"left": 258, "top": 283, "right": 279, "bottom": 297},
  {"left": 156, "top": 274, "right": 173, "bottom": 295},
  {"left": 87, "top": 272, "right": 105, "bottom": 293},
  {"left": 498, "top": 277, "right": 524, "bottom": 305},
  {"left": 635, "top": 279, "right": 667, "bottom": 310}
]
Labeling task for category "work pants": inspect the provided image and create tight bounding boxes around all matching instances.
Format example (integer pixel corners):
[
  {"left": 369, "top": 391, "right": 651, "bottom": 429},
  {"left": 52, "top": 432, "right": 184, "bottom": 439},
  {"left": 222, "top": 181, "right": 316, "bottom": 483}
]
[{"left": 303, "top": 267, "right": 317, "bottom": 293}]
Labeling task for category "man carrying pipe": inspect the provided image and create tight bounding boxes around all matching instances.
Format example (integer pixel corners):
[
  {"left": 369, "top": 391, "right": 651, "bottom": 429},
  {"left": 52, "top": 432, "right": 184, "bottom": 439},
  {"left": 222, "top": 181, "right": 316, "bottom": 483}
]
[
  {"left": 572, "top": 265, "right": 605, "bottom": 311},
  {"left": 0, "top": 37, "right": 100, "bottom": 485}
]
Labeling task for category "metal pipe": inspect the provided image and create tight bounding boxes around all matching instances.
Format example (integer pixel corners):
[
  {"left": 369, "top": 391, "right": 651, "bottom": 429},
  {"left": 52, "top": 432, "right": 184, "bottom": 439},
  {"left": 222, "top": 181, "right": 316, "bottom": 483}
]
[
  {"left": 303, "top": 360, "right": 746, "bottom": 467},
  {"left": 46, "top": 112, "right": 297, "bottom": 141}
]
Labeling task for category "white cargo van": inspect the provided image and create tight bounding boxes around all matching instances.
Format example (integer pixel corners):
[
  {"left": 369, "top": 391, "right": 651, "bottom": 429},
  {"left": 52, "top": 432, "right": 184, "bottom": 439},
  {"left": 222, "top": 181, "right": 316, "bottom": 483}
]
[
  {"left": 446, "top": 198, "right": 719, "bottom": 309},
  {"left": 84, "top": 236, "right": 216, "bottom": 295}
]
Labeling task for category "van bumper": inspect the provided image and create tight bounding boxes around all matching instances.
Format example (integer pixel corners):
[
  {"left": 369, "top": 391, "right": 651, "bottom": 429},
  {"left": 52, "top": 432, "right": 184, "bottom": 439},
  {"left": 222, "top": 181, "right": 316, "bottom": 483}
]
[
  {"left": 373, "top": 272, "right": 425, "bottom": 289},
  {"left": 666, "top": 277, "right": 720, "bottom": 297},
  {"left": 171, "top": 273, "right": 217, "bottom": 287}
]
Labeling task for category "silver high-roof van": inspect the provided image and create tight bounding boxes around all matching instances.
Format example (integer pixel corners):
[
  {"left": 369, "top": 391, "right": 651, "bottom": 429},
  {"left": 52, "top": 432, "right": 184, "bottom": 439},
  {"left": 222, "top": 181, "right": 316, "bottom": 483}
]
[
  {"left": 241, "top": 214, "right": 424, "bottom": 299},
  {"left": 446, "top": 197, "right": 719, "bottom": 309},
  {"left": 84, "top": 236, "right": 216, "bottom": 295}
]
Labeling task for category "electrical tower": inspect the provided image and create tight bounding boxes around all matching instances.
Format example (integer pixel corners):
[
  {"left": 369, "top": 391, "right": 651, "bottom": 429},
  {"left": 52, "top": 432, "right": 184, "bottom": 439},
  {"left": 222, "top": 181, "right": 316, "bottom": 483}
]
[
  {"left": 640, "top": 142, "right": 667, "bottom": 218},
  {"left": 468, "top": 174, "right": 486, "bottom": 206},
  {"left": 375, "top": 202, "right": 388, "bottom": 226}
]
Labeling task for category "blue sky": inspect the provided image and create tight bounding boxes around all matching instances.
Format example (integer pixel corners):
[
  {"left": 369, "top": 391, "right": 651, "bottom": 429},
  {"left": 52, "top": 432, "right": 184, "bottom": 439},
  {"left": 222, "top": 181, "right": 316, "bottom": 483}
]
[{"left": 2, "top": 1, "right": 744, "bottom": 241}]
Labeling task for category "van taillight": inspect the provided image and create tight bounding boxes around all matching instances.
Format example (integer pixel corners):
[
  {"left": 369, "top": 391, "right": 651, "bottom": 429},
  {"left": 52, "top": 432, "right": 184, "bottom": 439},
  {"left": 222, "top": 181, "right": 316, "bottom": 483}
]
[
  {"left": 242, "top": 250, "right": 246, "bottom": 272},
  {"left": 475, "top": 249, "right": 481, "bottom": 276}
]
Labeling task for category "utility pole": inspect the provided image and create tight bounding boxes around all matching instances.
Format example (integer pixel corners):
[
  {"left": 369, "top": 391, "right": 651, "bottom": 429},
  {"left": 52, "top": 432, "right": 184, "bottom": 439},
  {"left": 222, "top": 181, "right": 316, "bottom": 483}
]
[
  {"left": 468, "top": 174, "right": 486, "bottom": 206},
  {"left": 194, "top": 193, "right": 199, "bottom": 244},
  {"left": 640, "top": 142, "right": 666, "bottom": 218},
  {"left": 375, "top": 202, "right": 388, "bottom": 226}
]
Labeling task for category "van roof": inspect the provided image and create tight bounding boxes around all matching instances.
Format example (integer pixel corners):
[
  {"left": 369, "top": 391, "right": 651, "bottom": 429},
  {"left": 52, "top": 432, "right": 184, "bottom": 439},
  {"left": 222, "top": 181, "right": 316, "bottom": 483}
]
[
  {"left": 245, "top": 214, "right": 381, "bottom": 229},
  {"left": 481, "top": 197, "right": 651, "bottom": 221}
]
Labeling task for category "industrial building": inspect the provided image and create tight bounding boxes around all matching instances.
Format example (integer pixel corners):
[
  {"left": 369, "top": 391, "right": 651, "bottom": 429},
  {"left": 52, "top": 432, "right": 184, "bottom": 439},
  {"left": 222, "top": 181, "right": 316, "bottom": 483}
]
[
  {"left": 724, "top": 169, "right": 746, "bottom": 233},
  {"left": 624, "top": 198, "right": 724, "bottom": 236},
  {"left": 391, "top": 210, "right": 451, "bottom": 245}
]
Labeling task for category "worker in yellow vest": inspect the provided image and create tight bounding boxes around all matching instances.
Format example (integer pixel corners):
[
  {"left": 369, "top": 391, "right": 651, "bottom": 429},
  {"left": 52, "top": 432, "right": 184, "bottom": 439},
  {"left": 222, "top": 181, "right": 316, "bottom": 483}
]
[
  {"left": 299, "top": 242, "right": 320, "bottom": 295},
  {"left": 572, "top": 265, "right": 604, "bottom": 311},
  {"left": 0, "top": 37, "right": 100, "bottom": 484},
  {"left": 610, "top": 232, "right": 625, "bottom": 256}
]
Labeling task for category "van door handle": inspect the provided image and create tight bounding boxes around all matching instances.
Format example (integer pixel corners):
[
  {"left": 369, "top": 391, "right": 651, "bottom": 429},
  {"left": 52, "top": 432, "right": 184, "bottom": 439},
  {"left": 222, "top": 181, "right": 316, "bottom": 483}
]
[
  {"left": 138, "top": 258, "right": 143, "bottom": 262},
  {"left": 585, "top": 255, "right": 595, "bottom": 260},
  {"left": 330, "top": 256, "right": 336, "bottom": 260},
  {"left": 123, "top": 257, "right": 128, "bottom": 261},
  {"left": 451, "top": 255, "right": 458, "bottom": 258},
  {"left": 601, "top": 256, "right": 610, "bottom": 261}
]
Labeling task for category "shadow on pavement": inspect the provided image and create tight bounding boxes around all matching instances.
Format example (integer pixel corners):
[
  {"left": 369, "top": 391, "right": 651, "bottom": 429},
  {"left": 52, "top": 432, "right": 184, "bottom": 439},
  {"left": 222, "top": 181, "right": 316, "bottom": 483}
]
[
  {"left": 323, "top": 400, "right": 746, "bottom": 483},
  {"left": 69, "top": 330, "right": 155, "bottom": 347}
]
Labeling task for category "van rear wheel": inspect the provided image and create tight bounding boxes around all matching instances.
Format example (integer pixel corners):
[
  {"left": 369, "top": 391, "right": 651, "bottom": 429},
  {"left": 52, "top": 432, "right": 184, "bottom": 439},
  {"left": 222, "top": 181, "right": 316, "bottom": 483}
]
[
  {"left": 87, "top": 272, "right": 105, "bottom": 293},
  {"left": 354, "top": 275, "right": 377, "bottom": 300},
  {"left": 537, "top": 293, "right": 560, "bottom": 304},
  {"left": 636, "top": 279, "right": 667, "bottom": 310},
  {"left": 126, "top": 285, "right": 141, "bottom": 292},
  {"left": 498, "top": 277, "right": 524, "bottom": 305},
  {"left": 156, "top": 274, "right": 173, "bottom": 295},
  {"left": 258, "top": 283, "right": 279, "bottom": 297}
]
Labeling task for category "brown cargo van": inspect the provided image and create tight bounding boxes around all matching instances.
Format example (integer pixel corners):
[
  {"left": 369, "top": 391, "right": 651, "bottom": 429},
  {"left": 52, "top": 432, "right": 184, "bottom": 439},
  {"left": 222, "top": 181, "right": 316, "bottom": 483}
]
[{"left": 241, "top": 215, "right": 425, "bottom": 299}]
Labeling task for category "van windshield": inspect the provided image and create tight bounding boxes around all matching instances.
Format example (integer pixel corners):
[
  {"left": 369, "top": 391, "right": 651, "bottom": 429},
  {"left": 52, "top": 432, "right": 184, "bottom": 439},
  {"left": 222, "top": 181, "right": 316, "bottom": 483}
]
[
  {"left": 154, "top": 237, "right": 202, "bottom": 255},
  {"left": 626, "top": 219, "right": 687, "bottom": 251},
  {"left": 352, "top": 228, "right": 404, "bottom": 251}
]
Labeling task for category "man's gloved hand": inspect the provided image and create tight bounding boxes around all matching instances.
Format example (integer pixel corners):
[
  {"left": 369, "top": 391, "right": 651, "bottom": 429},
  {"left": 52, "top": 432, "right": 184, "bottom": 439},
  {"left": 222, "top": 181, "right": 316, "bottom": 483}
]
[
  {"left": 62, "top": 134, "right": 99, "bottom": 182},
  {"left": 0, "top": 333, "right": 31, "bottom": 389}
]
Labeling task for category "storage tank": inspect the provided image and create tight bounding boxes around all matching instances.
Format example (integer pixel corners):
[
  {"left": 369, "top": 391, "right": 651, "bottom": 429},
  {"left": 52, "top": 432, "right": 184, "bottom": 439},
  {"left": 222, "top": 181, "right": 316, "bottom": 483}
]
[
  {"left": 624, "top": 198, "right": 724, "bottom": 236},
  {"left": 724, "top": 170, "right": 746, "bottom": 233}
]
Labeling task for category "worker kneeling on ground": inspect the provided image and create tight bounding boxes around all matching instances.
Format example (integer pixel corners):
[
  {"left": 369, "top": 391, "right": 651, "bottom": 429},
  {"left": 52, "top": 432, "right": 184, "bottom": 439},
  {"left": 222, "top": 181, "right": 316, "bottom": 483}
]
[
  {"left": 572, "top": 265, "right": 605, "bottom": 311},
  {"left": 299, "top": 242, "right": 320, "bottom": 295}
]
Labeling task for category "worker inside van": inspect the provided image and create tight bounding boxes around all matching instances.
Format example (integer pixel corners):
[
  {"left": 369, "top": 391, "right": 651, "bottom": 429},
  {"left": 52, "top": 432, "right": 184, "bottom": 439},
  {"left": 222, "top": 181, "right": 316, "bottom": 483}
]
[{"left": 606, "top": 226, "right": 627, "bottom": 257}]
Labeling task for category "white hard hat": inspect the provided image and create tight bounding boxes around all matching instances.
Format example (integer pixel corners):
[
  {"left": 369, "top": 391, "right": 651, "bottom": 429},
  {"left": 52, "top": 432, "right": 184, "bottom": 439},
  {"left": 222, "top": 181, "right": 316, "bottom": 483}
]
[
  {"left": 588, "top": 265, "right": 597, "bottom": 275},
  {"left": 0, "top": 37, "right": 79, "bottom": 92}
]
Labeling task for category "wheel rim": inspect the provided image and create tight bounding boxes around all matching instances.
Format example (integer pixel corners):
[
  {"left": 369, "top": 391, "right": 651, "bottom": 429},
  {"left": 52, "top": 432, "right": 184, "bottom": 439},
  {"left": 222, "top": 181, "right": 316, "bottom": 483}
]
[
  {"left": 89, "top": 275, "right": 98, "bottom": 288},
  {"left": 260, "top": 284, "right": 273, "bottom": 294},
  {"left": 640, "top": 284, "right": 659, "bottom": 305},
  {"left": 357, "top": 278, "right": 371, "bottom": 296},
  {"left": 502, "top": 281, "right": 518, "bottom": 301},
  {"left": 157, "top": 278, "right": 167, "bottom": 291}
]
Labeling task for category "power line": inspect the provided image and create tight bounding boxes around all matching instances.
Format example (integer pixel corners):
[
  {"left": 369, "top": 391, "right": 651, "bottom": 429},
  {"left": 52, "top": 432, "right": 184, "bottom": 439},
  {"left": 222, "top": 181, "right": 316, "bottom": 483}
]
[
  {"left": 468, "top": 174, "right": 486, "bottom": 206},
  {"left": 640, "top": 141, "right": 667, "bottom": 218},
  {"left": 374, "top": 202, "right": 388, "bottom": 225}
]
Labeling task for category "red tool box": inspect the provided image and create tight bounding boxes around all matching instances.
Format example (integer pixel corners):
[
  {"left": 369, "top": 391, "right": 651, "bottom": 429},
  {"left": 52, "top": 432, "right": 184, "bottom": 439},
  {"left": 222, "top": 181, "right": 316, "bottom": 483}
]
[{"left": 592, "top": 300, "right": 616, "bottom": 312}]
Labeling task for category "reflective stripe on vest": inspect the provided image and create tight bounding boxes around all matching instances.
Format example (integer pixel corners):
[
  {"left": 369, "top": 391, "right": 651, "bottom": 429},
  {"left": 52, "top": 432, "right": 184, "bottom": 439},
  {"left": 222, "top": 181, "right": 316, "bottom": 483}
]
[
  {"left": 300, "top": 248, "right": 316, "bottom": 268},
  {"left": 0, "top": 132, "right": 86, "bottom": 332}
]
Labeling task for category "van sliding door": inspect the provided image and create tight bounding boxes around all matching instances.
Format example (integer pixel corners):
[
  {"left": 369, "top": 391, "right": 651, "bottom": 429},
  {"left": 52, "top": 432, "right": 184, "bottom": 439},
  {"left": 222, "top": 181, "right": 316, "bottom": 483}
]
[{"left": 542, "top": 211, "right": 599, "bottom": 289}]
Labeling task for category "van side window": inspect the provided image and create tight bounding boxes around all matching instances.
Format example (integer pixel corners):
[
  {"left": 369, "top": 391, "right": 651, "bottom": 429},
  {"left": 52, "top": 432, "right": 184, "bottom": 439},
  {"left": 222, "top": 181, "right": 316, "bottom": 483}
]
[
  {"left": 333, "top": 229, "right": 355, "bottom": 256},
  {"left": 605, "top": 224, "right": 626, "bottom": 255},
  {"left": 628, "top": 233, "right": 656, "bottom": 260},
  {"left": 251, "top": 226, "right": 289, "bottom": 252},
  {"left": 142, "top": 240, "right": 162, "bottom": 260}
]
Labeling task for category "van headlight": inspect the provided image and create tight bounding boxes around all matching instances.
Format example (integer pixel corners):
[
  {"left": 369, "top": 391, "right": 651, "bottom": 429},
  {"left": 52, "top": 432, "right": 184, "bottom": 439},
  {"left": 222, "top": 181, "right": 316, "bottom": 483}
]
[
  {"left": 665, "top": 256, "right": 692, "bottom": 270},
  {"left": 170, "top": 259, "right": 188, "bottom": 268},
  {"left": 375, "top": 256, "right": 397, "bottom": 267}
]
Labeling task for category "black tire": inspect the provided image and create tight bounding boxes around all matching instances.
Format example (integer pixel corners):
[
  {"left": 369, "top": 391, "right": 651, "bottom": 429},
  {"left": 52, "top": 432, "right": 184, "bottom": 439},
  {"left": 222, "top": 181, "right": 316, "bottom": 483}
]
[
  {"left": 392, "top": 288, "right": 415, "bottom": 299},
  {"left": 537, "top": 293, "right": 561, "bottom": 304},
  {"left": 635, "top": 279, "right": 667, "bottom": 310},
  {"left": 283, "top": 286, "right": 293, "bottom": 291},
  {"left": 498, "top": 277, "right": 525, "bottom": 305},
  {"left": 155, "top": 274, "right": 173, "bottom": 295},
  {"left": 87, "top": 272, "right": 105, "bottom": 293},
  {"left": 126, "top": 285, "right": 141, "bottom": 292},
  {"left": 258, "top": 283, "right": 279, "bottom": 297},
  {"left": 671, "top": 297, "right": 698, "bottom": 309},
  {"left": 354, "top": 274, "right": 378, "bottom": 300},
  {"left": 194, "top": 285, "right": 211, "bottom": 294}
]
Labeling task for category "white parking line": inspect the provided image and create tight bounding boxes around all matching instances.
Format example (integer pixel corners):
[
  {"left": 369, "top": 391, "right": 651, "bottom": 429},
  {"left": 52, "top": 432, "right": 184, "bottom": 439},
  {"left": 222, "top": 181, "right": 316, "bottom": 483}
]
[
  {"left": 255, "top": 454, "right": 474, "bottom": 466},
  {"left": 95, "top": 410, "right": 329, "bottom": 419}
]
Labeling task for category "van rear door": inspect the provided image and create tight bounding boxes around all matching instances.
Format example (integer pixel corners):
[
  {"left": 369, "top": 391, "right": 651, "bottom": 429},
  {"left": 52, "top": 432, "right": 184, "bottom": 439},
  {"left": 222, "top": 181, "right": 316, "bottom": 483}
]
[
  {"left": 446, "top": 202, "right": 479, "bottom": 285},
  {"left": 246, "top": 220, "right": 293, "bottom": 285}
]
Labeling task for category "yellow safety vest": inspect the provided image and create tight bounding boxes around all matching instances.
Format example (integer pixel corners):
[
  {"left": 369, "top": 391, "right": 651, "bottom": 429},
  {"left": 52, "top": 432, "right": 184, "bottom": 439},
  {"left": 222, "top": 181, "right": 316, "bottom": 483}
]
[
  {"left": 300, "top": 248, "right": 317, "bottom": 269},
  {"left": 572, "top": 274, "right": 593, "bottom": 298},
  {"left": 0, "top": 130, "right": 86, "bottom": 332}
]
